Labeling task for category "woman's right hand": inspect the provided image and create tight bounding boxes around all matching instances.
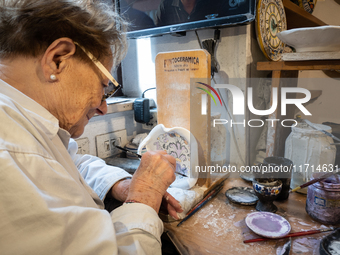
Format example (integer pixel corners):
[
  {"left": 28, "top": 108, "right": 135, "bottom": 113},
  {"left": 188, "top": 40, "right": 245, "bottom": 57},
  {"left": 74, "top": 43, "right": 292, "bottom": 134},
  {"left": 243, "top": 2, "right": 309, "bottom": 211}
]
[{"left": 125, "top": 151, "right": 176, "bottom": 212}]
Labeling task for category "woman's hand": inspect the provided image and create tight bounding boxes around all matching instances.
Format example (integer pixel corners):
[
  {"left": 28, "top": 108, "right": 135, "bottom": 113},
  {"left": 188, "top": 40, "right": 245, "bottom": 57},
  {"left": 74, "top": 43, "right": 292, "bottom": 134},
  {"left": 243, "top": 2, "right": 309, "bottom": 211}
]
[
  {"left": 162, "top": 192, "right": 183, "bottom": 220},
  {"left": 125, "top": 151, "right": 177, "bottom": 213},
  {"left": 111, "top": 178, "right": 183, "bottom": 219}
]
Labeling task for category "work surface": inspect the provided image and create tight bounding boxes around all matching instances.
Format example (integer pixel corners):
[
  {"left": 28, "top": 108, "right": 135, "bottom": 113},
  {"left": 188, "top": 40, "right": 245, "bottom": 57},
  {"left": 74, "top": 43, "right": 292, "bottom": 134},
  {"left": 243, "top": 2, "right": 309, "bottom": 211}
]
[{"left": 164, "top": 178, "right": 338, "bottom": 255}]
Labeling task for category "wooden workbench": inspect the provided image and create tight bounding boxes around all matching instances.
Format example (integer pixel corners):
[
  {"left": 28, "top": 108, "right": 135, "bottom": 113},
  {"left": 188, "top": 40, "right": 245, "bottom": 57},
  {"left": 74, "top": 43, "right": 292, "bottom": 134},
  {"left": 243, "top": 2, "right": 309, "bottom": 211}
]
[{"left": 164, "top": 177, "right": 338, "bottom": 254}]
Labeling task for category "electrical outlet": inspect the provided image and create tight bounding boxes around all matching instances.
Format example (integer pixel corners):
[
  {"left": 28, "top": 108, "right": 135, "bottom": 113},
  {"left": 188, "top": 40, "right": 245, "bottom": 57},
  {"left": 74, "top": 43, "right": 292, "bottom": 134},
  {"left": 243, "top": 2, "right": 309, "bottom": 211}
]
[
  {"left": 75, "top": 137, "right": 90, "bottom": 154},
  {"left": 95, "top": 130, "right": 128, "bottom": 158}
]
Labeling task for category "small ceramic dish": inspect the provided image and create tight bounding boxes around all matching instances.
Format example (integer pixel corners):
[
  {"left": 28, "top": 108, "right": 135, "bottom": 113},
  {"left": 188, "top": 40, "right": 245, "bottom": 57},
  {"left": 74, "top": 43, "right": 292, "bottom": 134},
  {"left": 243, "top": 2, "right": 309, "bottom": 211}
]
[
  {"left": 225, "top": 187, "right": 258, "bottom": 205},
  {"left": 277, "top": 26, "right": 340, "bottom": 53},
  {"left": 245, "top": 212, "right": 291, "bottom": 239},
  {"left": 138, "top": 124, "right": 199, "bottom": 189}
]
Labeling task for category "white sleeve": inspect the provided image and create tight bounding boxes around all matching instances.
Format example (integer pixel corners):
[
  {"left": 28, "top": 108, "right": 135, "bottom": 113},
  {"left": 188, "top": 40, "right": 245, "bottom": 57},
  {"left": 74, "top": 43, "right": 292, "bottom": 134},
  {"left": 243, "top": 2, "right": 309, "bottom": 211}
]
[
  {"left": 112, "top": 203, "right": 164, "bottom": 255},
  {"left": 0, "top": 151, "right": 162, "bottom": 255},
  {"left": 68, "top": 139, "right": 132, "bottom": 200}
]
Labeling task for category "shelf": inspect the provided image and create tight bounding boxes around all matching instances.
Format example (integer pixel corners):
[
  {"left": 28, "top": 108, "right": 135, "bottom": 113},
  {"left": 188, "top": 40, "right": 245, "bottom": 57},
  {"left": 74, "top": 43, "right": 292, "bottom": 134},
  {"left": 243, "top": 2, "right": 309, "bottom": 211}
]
[
  {"left": 257, "top": 60, "right": 340, "bottom": 71},
  {"left": 283, "top": 0, "right": 327, "bottom": 29},
  {"left": 282, "top": 52, "right": 340, "bottom": 61}
]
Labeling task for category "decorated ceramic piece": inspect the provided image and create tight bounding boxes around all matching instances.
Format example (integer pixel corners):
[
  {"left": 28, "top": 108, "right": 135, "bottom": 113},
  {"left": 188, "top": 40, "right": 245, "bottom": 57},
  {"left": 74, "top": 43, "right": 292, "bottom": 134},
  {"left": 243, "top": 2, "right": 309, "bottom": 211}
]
[
  {"left": 138, "top": 124, "right": 199, "bottom": 189},
  {"left": 246, "top": 212, "right": 291, "bottom": 238},
  {"left": 277, "top": 26, "right": 340, "bottom": 53},
  {"left": 253, "top": 178, "right": 282, "bottom": 212},
  {"left": 225, "top": 187, "right": 258, "bottom": 205},
  {"left": 253, "top": 180, "right": 282, "bottom": 196},
  {"left": 255, "top": 0, "right": 287, "bottom": 61}
]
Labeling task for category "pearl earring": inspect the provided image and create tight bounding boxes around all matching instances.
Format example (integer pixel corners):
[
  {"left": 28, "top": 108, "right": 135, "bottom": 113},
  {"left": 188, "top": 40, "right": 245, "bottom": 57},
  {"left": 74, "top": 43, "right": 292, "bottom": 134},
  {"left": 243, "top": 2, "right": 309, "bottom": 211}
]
[{"left": 50, "top": 74, "right": 56, "bottom": 81}]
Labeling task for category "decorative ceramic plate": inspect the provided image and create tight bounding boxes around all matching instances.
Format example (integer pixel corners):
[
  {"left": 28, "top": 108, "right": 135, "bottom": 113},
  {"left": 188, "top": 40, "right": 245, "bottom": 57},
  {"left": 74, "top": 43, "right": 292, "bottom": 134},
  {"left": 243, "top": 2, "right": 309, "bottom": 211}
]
[
  {"left": 225, "top": 187, "right": 258, "bottom": 205},
  {"left": 138, "top": 124, "right": 199, "bottom": 189},
  {"left": 255, "top": 0, "right": 287, "bottom": 61},
  {"left": 277, "top": 26, "right": 340, "bottom": 52},
  {"left": 245, "top": 212, "right": 291, "bottom": 238}
]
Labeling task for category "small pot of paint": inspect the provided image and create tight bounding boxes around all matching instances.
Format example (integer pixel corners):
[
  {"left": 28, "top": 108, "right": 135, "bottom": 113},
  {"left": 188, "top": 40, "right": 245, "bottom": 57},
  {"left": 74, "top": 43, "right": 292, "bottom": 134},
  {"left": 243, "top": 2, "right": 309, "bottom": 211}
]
[
  {"left": 263, "top": 157, "right": 293, "bottom": 201},
  {"left": 306, "top": 173, "right": 340, "bottom": 225},
  {"left": 253, "top": 178, "right": 282, "bottom": 213}
]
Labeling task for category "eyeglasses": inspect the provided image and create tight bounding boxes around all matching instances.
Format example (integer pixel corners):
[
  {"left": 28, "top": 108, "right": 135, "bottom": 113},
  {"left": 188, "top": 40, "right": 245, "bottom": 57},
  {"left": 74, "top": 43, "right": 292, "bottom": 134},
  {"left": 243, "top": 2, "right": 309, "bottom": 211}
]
[{"left": 74, "top": 42, "right": 121, "bottom": 101}]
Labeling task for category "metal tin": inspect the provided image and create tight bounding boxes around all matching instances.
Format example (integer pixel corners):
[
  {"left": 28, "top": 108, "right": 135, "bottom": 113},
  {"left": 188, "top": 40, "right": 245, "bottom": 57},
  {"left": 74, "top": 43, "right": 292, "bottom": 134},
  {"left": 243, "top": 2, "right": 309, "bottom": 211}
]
[{"left": 306, "top": 173, "right": 340, "bottom": 225}]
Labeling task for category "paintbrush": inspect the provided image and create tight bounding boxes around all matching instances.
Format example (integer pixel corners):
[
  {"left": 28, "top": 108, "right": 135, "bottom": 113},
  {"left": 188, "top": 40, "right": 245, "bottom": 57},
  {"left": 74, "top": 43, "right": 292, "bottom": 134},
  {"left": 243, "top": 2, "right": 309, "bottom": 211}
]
[
  {"left": 114, "top": 145, "right": 142, "bottom": 158},
  {"left": 177, "top": 183, "right": 224, "bottom": 227},
  {"left": 290, "top": 168, "right": 340, "bottom": 193},
  {"left": 114, "top": 145, "right": 188, "bottom": 177},
  {"left": 243, "top": 227, "right": 335, "bottom": 243},
  {"left": 185, "top": 180, "right": 226, "bottom": 216}
]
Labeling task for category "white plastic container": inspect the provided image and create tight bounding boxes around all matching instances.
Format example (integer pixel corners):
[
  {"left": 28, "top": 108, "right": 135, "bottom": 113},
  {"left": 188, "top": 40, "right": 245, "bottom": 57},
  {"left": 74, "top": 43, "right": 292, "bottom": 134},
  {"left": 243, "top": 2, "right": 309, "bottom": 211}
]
[{"left": 284, "top": 122, "right": 336, "bottom": 194}]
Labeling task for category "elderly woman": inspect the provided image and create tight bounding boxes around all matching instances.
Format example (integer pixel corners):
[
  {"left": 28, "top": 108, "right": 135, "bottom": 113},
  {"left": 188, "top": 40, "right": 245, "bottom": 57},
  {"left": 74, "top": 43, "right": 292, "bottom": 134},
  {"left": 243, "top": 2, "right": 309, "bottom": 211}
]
[{"left": 0, "top": 0, "right": 182, "bottom": 254}]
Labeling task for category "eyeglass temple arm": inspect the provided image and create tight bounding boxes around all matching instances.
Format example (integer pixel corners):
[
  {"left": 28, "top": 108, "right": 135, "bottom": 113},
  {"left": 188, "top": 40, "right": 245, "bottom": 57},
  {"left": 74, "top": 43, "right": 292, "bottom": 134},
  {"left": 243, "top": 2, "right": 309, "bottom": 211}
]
[{"left": 73, "top": 42, "right": 120, "bottom": 88}]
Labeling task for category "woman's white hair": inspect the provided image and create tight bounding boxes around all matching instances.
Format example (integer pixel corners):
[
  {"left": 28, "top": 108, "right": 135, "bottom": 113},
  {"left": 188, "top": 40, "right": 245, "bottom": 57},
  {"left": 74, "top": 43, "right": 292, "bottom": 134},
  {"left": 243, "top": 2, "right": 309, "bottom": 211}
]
[{"left": 0, "top": 0, "right": 128, "bottom": 67}]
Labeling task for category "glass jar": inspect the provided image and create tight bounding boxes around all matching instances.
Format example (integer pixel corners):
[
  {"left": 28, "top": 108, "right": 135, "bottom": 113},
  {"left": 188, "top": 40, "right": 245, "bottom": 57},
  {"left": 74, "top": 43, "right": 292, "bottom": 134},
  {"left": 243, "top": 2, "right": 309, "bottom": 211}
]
[
  {"left": 284, "top": 123, "right": 336, "bottom": 194},
  {"left": 211, "top": 113, "right": 227, "bottom": 167},
  {"left": 306, "top": 173, "right": 340, "bottom": 225}
]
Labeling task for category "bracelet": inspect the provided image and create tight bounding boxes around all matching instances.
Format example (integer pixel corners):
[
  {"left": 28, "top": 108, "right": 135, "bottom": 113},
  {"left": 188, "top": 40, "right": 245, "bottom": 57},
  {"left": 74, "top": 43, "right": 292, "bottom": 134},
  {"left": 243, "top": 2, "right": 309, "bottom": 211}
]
[{"left": 124, "top": 199, "right": 140, "bottom": 204}]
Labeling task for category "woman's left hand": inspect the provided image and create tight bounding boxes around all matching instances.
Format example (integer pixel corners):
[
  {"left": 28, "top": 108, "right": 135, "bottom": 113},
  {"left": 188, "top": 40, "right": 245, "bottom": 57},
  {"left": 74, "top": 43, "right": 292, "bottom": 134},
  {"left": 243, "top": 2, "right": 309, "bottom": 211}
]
[
  {"left": 111, "top": 179, "right": 183, "bottom": 219},
  {"left": 161, "top": 192, "right": 183, "bottom": 220}
]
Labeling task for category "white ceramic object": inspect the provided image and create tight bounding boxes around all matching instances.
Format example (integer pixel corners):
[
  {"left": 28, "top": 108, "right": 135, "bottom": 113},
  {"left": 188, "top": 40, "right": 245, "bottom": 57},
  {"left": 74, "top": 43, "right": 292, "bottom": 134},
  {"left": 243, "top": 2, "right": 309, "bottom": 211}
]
[
  {"left": 138, "top": 124, "right": 199, "bottom": 189},
  {"left": 277, "top": 26, "right": 340, "bottom": 52}
]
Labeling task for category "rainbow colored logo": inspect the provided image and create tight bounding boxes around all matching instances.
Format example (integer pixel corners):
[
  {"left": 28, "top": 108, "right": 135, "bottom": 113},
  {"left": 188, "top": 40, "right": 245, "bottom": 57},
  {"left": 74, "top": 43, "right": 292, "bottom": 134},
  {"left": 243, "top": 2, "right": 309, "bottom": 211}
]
[{"left": 196, "top": 82, "right": 222, "bottom": 106}]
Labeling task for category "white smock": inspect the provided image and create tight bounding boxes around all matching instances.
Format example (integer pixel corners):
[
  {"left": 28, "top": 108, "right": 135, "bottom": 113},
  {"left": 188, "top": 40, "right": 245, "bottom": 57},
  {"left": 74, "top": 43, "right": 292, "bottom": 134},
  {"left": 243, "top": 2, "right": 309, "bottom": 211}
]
[{"left": 0, "top": 79, "right": 163, "bottom": 255}]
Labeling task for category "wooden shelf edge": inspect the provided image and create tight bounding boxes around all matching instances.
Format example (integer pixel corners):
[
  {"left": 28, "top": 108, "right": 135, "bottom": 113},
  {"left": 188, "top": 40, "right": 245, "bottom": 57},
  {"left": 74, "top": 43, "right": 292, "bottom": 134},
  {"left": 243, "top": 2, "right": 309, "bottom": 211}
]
[{"left": 257, "top": 60, "right": 340, "bottom": 71}]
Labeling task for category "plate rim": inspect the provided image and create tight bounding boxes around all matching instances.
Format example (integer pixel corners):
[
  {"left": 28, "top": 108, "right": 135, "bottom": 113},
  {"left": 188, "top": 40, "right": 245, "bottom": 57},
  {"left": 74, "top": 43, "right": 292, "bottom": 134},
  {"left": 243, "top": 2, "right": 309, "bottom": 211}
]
[
  {"left": 245, "top": 211, "right": 291, "bottom": 238},
  {"left": 225, "top": 187, "right": 258, "bottom": 205}
]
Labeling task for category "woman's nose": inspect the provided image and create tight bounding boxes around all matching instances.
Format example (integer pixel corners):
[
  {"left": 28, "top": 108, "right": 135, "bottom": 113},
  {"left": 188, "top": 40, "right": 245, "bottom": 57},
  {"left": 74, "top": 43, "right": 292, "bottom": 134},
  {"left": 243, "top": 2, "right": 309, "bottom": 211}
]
[{"left": 96, "top": 100, "right": 108, "bottom": 115}]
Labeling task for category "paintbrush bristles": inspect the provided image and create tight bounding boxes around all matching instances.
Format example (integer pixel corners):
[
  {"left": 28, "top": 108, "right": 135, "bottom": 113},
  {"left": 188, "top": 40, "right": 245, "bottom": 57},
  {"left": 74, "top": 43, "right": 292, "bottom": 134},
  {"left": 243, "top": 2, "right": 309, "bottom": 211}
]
[{"left": 291, "top": 186, "right": 301, "bottom": 193}]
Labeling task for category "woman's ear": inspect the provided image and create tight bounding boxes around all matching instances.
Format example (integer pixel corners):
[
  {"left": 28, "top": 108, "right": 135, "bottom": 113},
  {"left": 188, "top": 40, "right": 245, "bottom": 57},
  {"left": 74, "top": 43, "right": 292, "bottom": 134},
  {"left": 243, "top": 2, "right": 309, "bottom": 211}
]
[{"left": 41, "top": 38, "right": 76, "bottom": 82}]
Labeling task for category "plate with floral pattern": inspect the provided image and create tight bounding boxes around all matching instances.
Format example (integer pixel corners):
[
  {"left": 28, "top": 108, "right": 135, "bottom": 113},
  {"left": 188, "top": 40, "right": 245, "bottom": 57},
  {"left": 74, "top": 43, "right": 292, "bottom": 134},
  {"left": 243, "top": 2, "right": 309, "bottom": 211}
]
[{"left": 138, "top": 124, "right": 198, "bottom": 189}]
